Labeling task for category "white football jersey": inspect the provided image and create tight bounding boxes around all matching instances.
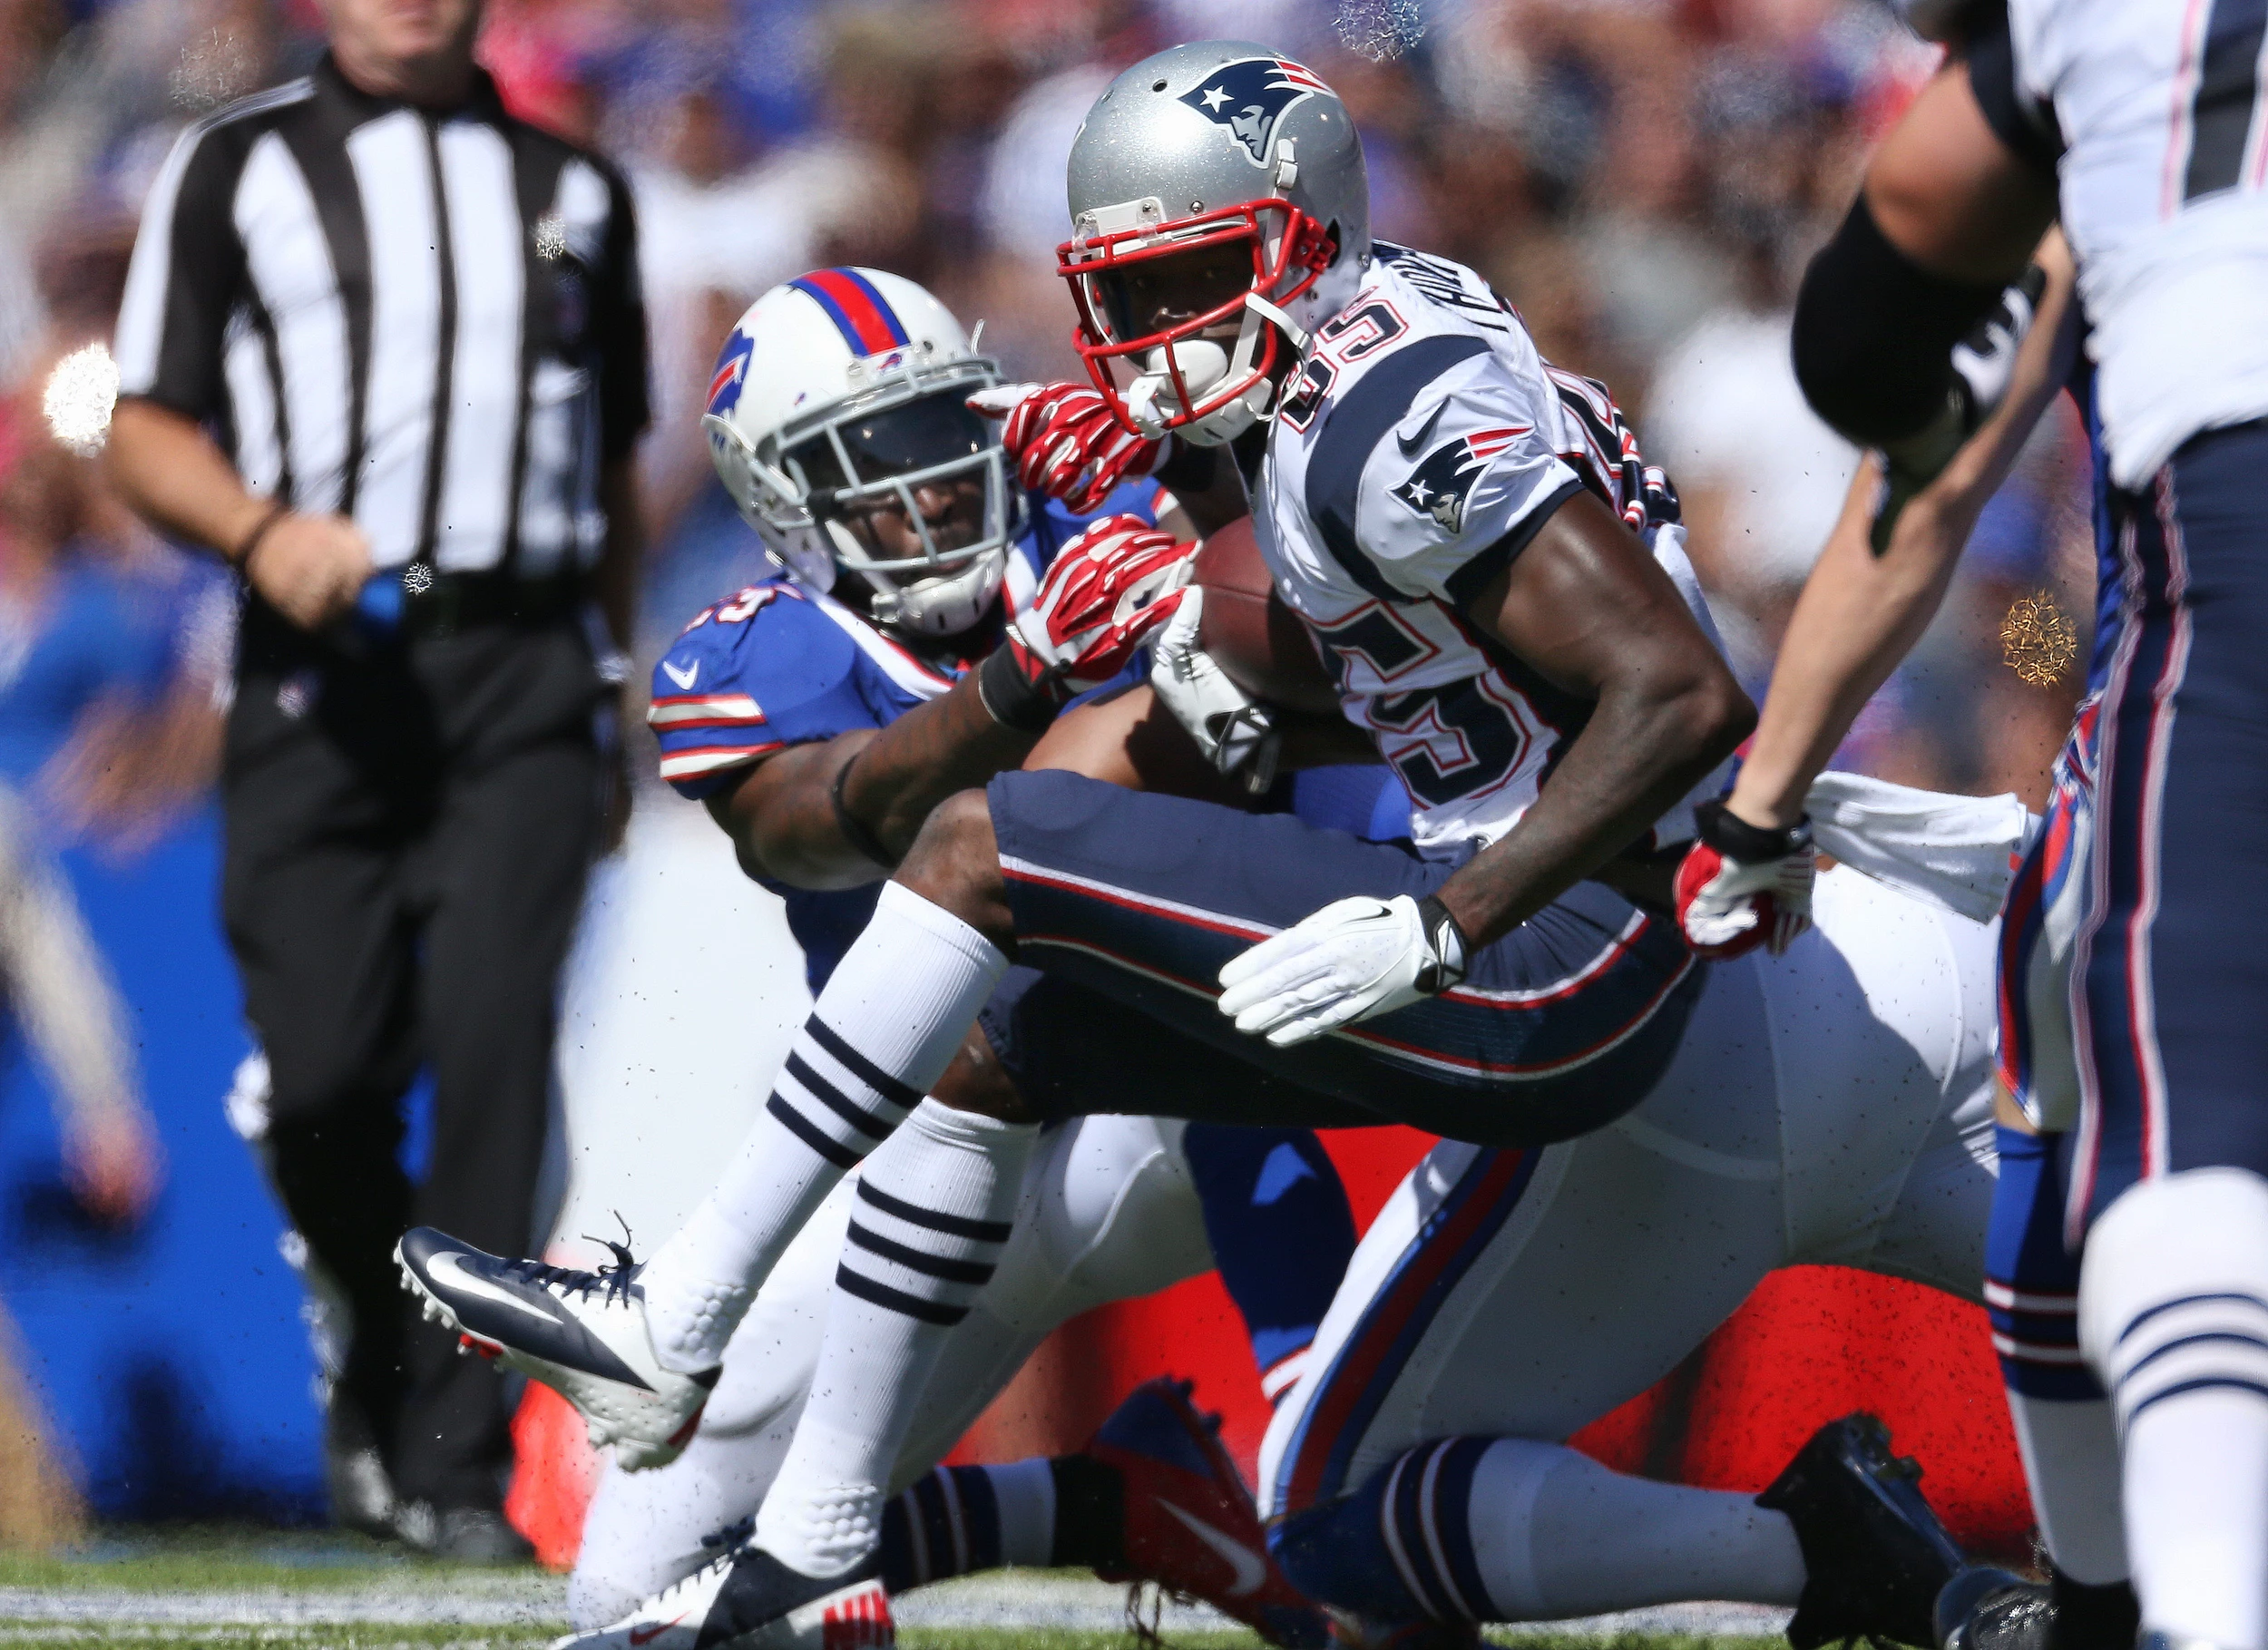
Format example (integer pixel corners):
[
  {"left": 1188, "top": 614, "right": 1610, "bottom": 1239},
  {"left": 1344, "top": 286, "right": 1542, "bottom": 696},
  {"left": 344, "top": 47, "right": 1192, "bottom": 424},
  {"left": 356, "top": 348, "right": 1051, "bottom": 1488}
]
[
  {"left": 1254, "top": 243, "right": 1730, "bottom": 860},
  {"left": 2010, "top": 0, "right": 2268, "bottom": 486}
]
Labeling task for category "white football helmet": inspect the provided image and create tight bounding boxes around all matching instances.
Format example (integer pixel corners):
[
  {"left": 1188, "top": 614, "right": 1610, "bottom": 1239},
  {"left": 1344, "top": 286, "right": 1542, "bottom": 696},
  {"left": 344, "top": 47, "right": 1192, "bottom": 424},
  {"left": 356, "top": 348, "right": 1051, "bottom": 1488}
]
[{"left": 702, "top": 268, "right": 1024, "bottom": 636}]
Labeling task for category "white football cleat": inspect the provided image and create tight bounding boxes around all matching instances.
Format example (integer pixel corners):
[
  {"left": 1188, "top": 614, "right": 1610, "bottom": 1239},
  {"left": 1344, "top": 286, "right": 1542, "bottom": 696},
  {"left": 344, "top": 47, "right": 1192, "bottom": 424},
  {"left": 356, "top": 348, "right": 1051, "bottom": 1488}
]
[
  {"left": 396, "top": 1225, "right": 718, "bottom": 1470},
  {"left": 552, "top": 1543, "right": 893, "bottom": 1650}
]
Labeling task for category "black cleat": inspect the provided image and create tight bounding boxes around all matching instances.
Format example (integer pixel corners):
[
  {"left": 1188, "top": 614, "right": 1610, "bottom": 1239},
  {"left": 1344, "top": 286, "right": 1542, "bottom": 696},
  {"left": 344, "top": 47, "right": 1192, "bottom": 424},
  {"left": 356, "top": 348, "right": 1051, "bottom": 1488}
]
[
  {"left": 1935, "top": 1567, "right": 2047, "bottom": 1650},
  {"left": 1757, "top": 1412, "right": 1967, "bottom": 1649}
]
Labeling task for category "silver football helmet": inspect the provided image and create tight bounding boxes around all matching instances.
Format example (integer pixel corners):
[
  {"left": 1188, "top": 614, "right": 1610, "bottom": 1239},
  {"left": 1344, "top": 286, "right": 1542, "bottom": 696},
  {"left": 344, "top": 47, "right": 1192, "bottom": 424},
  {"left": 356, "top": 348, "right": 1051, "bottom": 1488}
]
[{"left": 1059, "top": 42, "right": 1371, "bottom": 446}]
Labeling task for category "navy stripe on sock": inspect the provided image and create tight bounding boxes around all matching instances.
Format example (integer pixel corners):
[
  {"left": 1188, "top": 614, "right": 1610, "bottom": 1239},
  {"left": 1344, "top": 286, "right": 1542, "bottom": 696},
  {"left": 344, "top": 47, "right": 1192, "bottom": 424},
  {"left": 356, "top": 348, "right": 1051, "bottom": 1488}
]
[
  {"left": 2117, "top": 1291, "right": 2268, "bottom": 1344},
  {"left": 2117, "top": 1330, "right": 2268, "bottom": 1386},
  {"left": 2124, "top": 1374, "right": 2268, "bottom": 1423},
  {"left": 947, "top": 1466, "right": 1002, "bottom": 1570},
  {"left": 783, "top": 1051, "right": 898, "bottom": 1138},
  {"left": 880, "top": 1491, "right": 921, "bottom": 1590},
  {"left": 769, "top": 1094, "right": 864, "bottom": 1170},
  {"left": 1428, "top": 1439, "right": 1495, "bottom": 1621},
  {"left": 846, "top": 1219, "right": 998, "bottom": 1286},
  {"left": 836, "top": 1263, "right": 968, "bottom": 1325},
  {"left": 805, "top": 1017, "right": 924, "bottom": 1112},
  {"left": 914, "top": 1472, "right": 958, "bottom": 1575},
  {"left": 857, "top": 1178, "right": 1015, "bottom": 1243}
]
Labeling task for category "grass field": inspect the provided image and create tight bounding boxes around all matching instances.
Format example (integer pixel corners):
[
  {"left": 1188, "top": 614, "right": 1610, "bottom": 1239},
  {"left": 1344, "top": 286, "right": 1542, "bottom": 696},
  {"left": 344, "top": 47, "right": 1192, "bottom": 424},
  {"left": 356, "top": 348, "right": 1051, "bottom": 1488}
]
[{"left": 0, "top": 1528, "right": 1792, "bottom": 1650}]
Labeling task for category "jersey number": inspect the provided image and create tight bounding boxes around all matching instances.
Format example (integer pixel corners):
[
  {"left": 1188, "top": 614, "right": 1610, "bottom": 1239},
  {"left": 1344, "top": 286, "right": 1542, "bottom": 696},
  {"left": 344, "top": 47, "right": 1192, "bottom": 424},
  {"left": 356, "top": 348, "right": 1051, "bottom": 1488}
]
[
  {"left": 1276, "top": 301, "right": 1410, "bottom": 432},
  {"left": 1364, "top": 676, "right": 1536, "bottom": 810}
]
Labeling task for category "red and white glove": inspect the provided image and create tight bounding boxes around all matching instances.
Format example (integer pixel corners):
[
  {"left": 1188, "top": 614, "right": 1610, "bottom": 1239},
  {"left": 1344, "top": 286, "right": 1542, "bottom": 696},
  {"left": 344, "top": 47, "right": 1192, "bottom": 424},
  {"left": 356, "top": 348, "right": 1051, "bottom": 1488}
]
[
  {"left": 1673, "top": 799, "right": 1816, "bottom": 961},
  {"left": 970, "top": 383, "right": 1171, "bottom": 513},
  {"left": 978, "top": 515, "right": 1194, "bottom": 731}
]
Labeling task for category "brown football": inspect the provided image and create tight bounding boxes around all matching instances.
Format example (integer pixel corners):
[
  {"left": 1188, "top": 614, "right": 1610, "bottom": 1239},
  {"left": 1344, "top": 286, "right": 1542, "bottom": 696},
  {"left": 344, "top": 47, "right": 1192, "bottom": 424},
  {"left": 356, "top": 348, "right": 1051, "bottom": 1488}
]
[{"left": 1193, "top": 516, "right": 1339, "bottom": 714}]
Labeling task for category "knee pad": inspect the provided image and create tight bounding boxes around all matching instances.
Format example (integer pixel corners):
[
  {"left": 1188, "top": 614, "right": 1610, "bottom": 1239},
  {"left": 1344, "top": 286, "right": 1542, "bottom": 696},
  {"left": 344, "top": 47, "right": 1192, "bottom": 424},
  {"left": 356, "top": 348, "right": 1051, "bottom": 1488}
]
[
  {"left": 1988, "top": 1127, "right": 2103, "bottom": 1401},
  {"left": 2079, "top": 1167, "right": 2268, "bottom": 1429},
  {"left": 1269, "top": 1440, "right": 1498, "bottom": 1623}
]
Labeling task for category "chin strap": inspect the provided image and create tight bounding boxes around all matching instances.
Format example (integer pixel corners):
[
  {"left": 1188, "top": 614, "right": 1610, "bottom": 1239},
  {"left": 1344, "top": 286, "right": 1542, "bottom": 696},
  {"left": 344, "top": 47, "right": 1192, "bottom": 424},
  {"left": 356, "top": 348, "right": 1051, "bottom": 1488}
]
[{"left": 1243, "top": 289, "right": 1310, "bottom": 353}]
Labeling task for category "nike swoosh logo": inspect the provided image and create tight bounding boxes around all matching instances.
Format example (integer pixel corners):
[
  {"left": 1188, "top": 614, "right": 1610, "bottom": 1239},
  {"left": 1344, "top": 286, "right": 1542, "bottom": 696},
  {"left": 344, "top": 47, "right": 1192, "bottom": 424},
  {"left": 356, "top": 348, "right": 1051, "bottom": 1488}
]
[
  {"left": 628, "top": 1615, "right": 687, "bottom": 1645},
  {"left": 1158, "top": 1501, "right": 1266, "bottom": 1597},
  {"left": 425, "top": 1253, "right": 564, "bottom": 1327},
  {"left": 1394, "top": 401, "right": 1446, "bottom": 457},
  {"left": 662, "top": 659, "right": 699, "bottom": 690}
]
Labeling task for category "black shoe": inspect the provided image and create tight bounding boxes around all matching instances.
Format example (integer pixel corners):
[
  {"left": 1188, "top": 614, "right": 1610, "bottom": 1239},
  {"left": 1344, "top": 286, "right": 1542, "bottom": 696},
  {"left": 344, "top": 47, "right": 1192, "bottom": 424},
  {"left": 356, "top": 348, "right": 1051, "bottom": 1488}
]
[
  {"left": 1936, "top": 1567, "right": 2047, "bottom": 1650},
  {"left": 391, "top": 1499, "right": 535, "bottom": 1565},
  {"left": 1757, "top": 1412, "right": 1967, "bottom": 1649},
  {"left": 560, "top": 1542, "right": 892, "bottom": 1649}
]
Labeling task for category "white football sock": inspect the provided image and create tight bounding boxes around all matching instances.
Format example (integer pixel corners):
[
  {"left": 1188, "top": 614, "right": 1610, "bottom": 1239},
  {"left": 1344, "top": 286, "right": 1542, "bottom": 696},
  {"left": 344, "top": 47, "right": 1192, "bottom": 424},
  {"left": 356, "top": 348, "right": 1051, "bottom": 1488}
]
[
  {"left": 1470, "top": 1439, "right": 1806, "bottom": 1617},
  {"left": 640, "top": 884, "right": 1007, "bottom": 1375},
  {"left": 755, "top": 1102, "right": 1038, "bottom": 1577},
  {"left": 2007, "top": 1392, "right": 2128, "bottom": 1585},
  {"left": 2080, "top": 1167, "right": 2268, "bottom": 1650}
]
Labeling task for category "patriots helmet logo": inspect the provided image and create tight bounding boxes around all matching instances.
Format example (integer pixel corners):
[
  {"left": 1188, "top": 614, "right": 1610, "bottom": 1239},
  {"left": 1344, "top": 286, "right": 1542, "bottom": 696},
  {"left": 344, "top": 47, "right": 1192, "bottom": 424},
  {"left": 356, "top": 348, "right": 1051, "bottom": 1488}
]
[
  {"left": 1179, "top": 58, "right": 1333, "bottom": 165},
  {"left": 1391, "top": 425, "right": 1530, "bottom": 534},
  {"left": 708, "top": 328, "right": 755, "bottom": 416}
]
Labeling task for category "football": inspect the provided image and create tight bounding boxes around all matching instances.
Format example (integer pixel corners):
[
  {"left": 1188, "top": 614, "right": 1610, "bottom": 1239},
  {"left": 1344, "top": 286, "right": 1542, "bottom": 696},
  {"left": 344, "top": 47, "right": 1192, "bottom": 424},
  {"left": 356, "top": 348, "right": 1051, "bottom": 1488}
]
[{"left": 1193, "top": 516, "right": 1340, "bottom": 714}]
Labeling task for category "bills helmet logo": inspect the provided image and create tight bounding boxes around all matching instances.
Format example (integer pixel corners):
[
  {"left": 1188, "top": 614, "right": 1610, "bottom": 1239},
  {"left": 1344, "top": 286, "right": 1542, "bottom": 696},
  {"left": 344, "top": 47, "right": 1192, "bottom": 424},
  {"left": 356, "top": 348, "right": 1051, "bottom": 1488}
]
[
  {"left": 1179, "top": 58, "right": 1334, "bottom": 165},
  {"left": 707, "top": 329, "right": 755, "bottom": 416},
  {"left": 1392, "top": 425, "right": 1530, "bottom": 534}
]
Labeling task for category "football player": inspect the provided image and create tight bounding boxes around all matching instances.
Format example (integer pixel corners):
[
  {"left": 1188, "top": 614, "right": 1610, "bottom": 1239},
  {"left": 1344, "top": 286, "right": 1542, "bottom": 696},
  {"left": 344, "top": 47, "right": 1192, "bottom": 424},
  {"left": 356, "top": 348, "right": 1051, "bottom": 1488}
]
[
  {"left": 1717, "top": 0, "right": 2268, "bottom": 1644},
  {"left": 415, "top": 265, "right": 1360, "bottom": 1642},
  {"left": 404, "top": 51, "right": 2013, "bottom": 1647}
]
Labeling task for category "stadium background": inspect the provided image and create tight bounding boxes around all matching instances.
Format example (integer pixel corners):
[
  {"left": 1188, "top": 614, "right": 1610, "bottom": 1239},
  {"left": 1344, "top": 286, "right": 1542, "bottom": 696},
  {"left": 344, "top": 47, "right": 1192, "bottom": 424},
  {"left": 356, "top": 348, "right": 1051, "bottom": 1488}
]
[{"left": 0, "top": 0, "right": 2093, "bottom": 1568}]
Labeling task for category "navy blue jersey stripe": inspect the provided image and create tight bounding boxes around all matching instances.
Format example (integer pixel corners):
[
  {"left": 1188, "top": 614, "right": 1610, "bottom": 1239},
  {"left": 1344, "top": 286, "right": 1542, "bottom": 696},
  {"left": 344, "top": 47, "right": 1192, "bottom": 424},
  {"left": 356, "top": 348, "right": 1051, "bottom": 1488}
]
[
  {"left": 2185, "top": 0, "right": 2268, "bottom": 201},
  {"left": 1306, "top": 335, "right": 1490, "bottom": 605}
]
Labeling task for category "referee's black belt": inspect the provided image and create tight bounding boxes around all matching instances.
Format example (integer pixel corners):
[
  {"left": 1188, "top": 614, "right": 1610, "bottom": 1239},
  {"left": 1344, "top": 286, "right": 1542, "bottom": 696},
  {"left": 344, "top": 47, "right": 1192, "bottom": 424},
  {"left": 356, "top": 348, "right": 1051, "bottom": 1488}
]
[{"left": 394, "top": 564, "right": 584, "bottom": 640}]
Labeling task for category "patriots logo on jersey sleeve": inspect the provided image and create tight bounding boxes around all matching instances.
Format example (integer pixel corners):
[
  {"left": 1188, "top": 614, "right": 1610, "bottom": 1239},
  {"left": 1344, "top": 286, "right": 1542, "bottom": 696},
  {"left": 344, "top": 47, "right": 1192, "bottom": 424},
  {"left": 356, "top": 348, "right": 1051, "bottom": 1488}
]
[
  {"left": 1391, "top": 426, "right": 1530, "bottom": 534},
  {"left": 708, "top": 328, "right": 755, "bottom": 416},
  {"left": 1179, "top": 58, "right": 1331, "bottom": 165}
]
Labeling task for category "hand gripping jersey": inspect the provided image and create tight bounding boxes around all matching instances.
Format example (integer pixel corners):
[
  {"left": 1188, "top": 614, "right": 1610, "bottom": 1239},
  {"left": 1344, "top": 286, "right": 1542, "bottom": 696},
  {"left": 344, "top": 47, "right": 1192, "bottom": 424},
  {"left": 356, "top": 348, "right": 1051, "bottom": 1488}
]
[
  {"left": 649, "top": 478, "right": 1165, "bottom": 988},
  {"left": 1252, "top": 242, "right": 1730, "bottom": 860},
  {"left": 2008, "top": 0, "right": 2268, "bottom": 487}
]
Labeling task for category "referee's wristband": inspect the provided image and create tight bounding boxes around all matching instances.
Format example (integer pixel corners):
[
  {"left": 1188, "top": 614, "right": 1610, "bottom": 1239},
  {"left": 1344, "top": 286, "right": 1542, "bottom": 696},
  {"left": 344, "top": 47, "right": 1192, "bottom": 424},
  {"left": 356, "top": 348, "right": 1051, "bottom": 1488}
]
[
  {"left": 230, "top": 501, "right": 290, "bottom": 571},
  {"left": 1694, "top": 798, "right": 1813, "bottom": 861},
  {"left": 976, "top": 644, "right": 1061, "bottom": 734}
]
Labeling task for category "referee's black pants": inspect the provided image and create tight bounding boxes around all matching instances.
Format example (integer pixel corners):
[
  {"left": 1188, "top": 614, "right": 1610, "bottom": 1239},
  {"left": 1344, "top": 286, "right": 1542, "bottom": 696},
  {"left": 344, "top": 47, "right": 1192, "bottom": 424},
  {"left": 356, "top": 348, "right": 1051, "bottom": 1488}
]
[{"left": 223, "top": 601, "right": 605, "bottom": 1513}]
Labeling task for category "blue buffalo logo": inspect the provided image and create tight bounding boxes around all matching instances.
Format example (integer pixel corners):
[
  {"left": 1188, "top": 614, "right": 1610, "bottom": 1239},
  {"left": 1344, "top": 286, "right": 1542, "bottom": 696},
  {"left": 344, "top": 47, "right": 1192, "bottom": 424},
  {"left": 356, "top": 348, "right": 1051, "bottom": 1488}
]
[
  {"left": 708, "top": 329, "right": 755, "bottom": 416},
  {"left": 1391, "top": 425, "right": 1531, "bottom": 534},
  {"left": 1178, "top": 57, "right": 1332, "bottom": 165}
]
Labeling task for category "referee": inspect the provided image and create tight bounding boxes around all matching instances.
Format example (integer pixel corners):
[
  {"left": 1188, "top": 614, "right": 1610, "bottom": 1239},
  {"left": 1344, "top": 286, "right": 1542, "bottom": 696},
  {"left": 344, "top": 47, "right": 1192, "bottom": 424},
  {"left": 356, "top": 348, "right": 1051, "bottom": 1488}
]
[{"left": 105, "top": 0, "right": 645, "bottom": 1558}]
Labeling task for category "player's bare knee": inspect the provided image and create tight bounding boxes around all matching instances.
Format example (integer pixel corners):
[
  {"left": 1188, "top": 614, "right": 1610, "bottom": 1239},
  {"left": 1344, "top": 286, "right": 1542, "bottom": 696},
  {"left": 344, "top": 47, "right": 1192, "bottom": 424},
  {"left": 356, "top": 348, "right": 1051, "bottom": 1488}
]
[
  {"left": 929, "top": 1026, "right": 1039, "bottom": 1125},
  {"left": 894, "top": 789, "right": 1014, "bottom": 949}
]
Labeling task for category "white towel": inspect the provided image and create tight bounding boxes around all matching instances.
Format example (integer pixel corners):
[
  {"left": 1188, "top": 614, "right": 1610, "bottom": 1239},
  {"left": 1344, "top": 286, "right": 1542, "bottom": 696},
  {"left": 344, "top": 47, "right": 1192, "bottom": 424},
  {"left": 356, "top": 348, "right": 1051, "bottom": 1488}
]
[{"left": 1803, "top": 771, "right": 2038, "bottom": 923}]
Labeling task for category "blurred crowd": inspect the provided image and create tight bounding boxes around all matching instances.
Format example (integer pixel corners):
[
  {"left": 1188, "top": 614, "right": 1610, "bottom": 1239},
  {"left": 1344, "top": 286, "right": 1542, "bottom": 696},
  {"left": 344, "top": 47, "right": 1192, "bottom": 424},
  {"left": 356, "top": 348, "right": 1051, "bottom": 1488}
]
[{"left": 0, "top": 0, "right": 2092, "bottom": 863}]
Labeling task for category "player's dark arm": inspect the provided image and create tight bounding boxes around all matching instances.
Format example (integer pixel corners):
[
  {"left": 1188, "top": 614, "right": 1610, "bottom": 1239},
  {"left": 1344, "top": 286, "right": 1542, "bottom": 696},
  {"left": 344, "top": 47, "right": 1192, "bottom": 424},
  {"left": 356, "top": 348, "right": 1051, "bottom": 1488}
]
[
  {"left": 705, "top": 671, "right": 1041, "bottom": 890},
  {"left": 1430, "top": 491, "right": 1755, "bottom": 948}
]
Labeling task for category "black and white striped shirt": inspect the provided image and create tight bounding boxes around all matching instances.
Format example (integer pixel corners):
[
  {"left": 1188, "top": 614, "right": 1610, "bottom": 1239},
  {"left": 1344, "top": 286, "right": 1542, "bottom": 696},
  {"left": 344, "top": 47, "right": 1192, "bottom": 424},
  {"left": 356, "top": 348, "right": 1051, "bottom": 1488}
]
[{"left": 115, "top": 55, "right": 649, "bottom": 579}]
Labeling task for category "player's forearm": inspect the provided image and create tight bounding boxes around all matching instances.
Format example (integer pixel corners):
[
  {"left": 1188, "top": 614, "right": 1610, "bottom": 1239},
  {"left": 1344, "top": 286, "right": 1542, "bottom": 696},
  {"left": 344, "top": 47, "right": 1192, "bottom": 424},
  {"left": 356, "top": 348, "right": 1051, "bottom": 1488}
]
[
  {"left": 105, "top": 398, "right": 270, "bottom": 561},
  {"left": 1435, "top": 670, "right": 1755, "bottom": 947},
  {"left": 842, "top": 671, "right": 1042, "bottom": 858},
  {"left": 1731, "top": 241, "right": 2076, "bottom": 829}
]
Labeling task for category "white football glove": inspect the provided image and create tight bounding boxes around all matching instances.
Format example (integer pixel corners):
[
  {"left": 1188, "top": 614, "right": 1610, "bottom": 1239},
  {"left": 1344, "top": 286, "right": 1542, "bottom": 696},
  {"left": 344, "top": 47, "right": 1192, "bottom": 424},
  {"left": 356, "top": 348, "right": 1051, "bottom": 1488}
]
[
  {"left": 1149, "top": 591, "right": 1281, "bottom": 794},
  {"left": 1217, "top": 893, "right": 1470, "bottom": 1047}
]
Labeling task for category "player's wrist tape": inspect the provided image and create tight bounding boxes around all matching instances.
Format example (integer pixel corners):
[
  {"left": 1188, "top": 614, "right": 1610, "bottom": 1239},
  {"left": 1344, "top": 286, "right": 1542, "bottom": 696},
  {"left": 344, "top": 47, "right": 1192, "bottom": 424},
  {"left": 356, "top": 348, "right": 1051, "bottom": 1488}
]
[
  {"left": 230, "top": 501, "right": 290, "bottom": 571},
  {"left": 977, "top": 644, "right": 1062, "bottom": 733},
  {"left": 829, "top": 753, "right": 902, "bottom": 870},
  {"left": 1414, "top": 893, "right": 1471, "bottom": 994},
  {"left": 1695, "top": 798, "right": 1813, "bottom": 862}
]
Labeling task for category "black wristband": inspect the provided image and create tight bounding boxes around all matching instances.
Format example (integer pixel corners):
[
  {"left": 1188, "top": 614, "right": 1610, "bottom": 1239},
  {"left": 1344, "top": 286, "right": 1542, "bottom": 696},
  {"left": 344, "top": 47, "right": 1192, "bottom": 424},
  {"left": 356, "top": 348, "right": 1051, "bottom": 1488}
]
[
  {"left": 1694, "top": 797, "right": 1813, "bottom": 862},
  {"left": 1414, "top": 893, "right": 1471, "bottom": 994},
  {"left": 1153, "top": 436, "right": 1216, "bottom": 498},
  {"left": 231, "top": 501, "right": 289, "bottom": 571},
  {"left": 976, "top": 644, "right": 1061, "bottom": 734},
  {"left": 829, "top": 752, "right": 901, "bottom": 870}
]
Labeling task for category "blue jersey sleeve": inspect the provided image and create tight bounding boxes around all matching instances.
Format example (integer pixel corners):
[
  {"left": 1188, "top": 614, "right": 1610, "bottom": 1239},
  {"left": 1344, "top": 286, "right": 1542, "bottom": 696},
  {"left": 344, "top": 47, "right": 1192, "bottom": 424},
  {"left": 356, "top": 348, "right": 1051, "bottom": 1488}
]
[
  {"left": 648, "top": 581, "right": 887, "bottom": 800},
  {"left": 1014, "top": 477, "right": 1169, "bottom": 581}
]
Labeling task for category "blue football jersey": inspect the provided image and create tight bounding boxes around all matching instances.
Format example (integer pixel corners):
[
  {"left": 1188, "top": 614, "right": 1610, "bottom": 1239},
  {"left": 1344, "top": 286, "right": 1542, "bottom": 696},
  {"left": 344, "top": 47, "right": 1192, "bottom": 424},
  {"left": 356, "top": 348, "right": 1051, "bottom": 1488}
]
[{"left": 650, "top": 478, "right": 1169, "bottom": 991}]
